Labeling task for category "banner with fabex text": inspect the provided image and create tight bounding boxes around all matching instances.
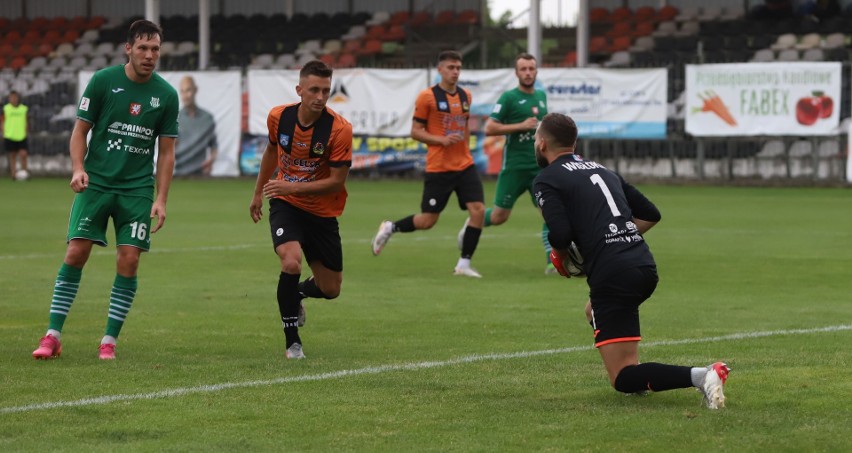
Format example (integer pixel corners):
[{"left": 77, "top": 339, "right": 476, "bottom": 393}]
[{"left": 685, "top": 62, "right": 842, "bottom": 136}]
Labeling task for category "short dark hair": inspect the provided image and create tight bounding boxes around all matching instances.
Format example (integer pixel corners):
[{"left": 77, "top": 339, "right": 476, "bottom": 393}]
[
  {"left": 299, "top": 60, "right": 333, "bottom": 79},
  {"left": 539, "top": 113, "right": 578, "bottom": 148},
  {"left": 127, "top": 20, "right": 163, "bottom": 45},
  {"left": 438, "top": 50, "right": 462, "bottom": 64},
  {"left": 515, "top": 52, "right": 536, "bottom": 65}
]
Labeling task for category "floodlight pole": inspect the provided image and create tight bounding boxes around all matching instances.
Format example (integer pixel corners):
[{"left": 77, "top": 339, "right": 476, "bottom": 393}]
[
  {"left": 577, "top": 0, "right": 589, "bottom": 67},
  {"left": 199, "top": 0, "right": 210, "bottom": 69},
  {"left": 527, "top": 0, "right": 541, "bottom": 61},
  {"left": 145, "top": 0, "right": 160, "bottom": 24}
]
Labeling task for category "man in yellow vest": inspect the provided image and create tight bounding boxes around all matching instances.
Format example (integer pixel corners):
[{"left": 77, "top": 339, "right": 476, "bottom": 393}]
[{"left": 2, "top": 91, "right": 30, "bottom": 179}]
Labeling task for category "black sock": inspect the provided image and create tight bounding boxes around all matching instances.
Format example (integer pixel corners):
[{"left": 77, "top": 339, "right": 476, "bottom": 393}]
[
  {"left": 461, "top": 226, "right": 482, "bottom": 259},
  {"left": 277, "top": 272, "right": 301, "bottom": 347},
  {"left": 393, "top": 215, "right": 416, "bottom": 233},
  {"left": 298, "top": 277, "right": 331, "bottom": 299},
  {"left": 613, "top": 362, "right": 693, "bottom": 393}
]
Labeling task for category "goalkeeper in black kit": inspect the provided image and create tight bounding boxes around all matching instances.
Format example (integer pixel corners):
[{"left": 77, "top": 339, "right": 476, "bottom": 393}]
[{"left": 531, "top": 113, "right": 731, "bottom": 409}]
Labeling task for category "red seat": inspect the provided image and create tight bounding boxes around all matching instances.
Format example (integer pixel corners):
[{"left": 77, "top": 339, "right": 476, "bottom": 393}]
[
  {"left": 62, "top": 30, "right": 80, "bottom": 42},
  {"left": 48, "top": 17, "right": 67, "bottom": 31},
  {"left": 343, "top": 39, "right": 361, "bottom": 53},
  {"left": 435, "top": 10, "right": 455, "bottom": 25},
  {"left": 389, "top": 11, "right": 410, "bottom": 26},
  {"left": 385, "top": 25, "right": 405, "bottom": 42},
  {"left": 337, "top": 52, "right": 356, "bottom": 68},
  {"left": 590, "top": 8, "right": 609, "bottom": 23},
  {"left": 609, "top": 7, "right": 632, "bottom": 23},
  {"left": 634, "top": 7, "right": 656, "bottom": 22},
  {"left": 365, "top": 25, "right": 385, "bottom": 40},
  {"left": 409, "top": 11, "right": 431, "bottom": 27},
  {"left": 43, "top": 30, "right": 62, "bottom": 45},
  {"left": 9, "top": 56, "right": 27, "bottom": 70},
  {"left": 16, "top": 42, "right": 36, "bottom": 58},
  {"left": 632, "top": 21, "right": 655, "bottom": 38},
  {"left": 589, "top": 36, "right": 608, "bottom": 54},
  {"left": 4, "top": 30, "right": 22, "bottom": 44},
  {"left": 31, "top": 17, "right": 50, "bottom": 31},
  {"left": 37, "top": 43, "right": 53, "bottom": 57},
  {"left": 319, "top": 53, "right": 336, "bottom": 66},
  {"left": 563, "top": 51, "right": 577, "bottom": 67},
  {"left": 359, "top": 39, "right": 382, "bottom": 56},
  {"left": 605, "top": 22, "right": 631, "bottom": 39},
  {"left": 456, "top": 9, "right": 478, "bottom": 24},
  {"left": 86, "top": 16, "right": 106, "bottom": 29},
  {"left": 656, "top": 5, "right": 679, "bottom": 22},
  {"left": 608, "top": 36, "right": 631, "bottom": 53}
]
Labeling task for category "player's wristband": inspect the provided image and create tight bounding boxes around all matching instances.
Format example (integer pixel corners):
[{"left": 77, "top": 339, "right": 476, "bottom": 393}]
[{"left": 549, "top": 250, "right": 570, "bottom": 278}]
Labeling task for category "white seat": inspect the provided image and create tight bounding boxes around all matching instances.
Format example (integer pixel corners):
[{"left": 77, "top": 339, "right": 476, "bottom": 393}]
[
  {"left": 10, "top": 79, "right": 29, "bottom": 93},
  {"left": 51, "top": 104, "right": 78, "bottom": 122},
  {"left": 817, "top": 140, "right": 839, "bottom": 157},
  {"left": 777, "top": 49, "right": 799, "bottom": 61},
  {"left": 73, "top": 42, "right": 95, "bottom": 58},
  {"left": 27, "top": 79, "right": 49, "bottom": 96},
  {"left": 604, "top": 51, "right": 630, "bottom": 67},
  {"left": 751, "top": 49, "right": 775, "bottom": 62},
  {"left": 757, "top": 140, "right": 785, "bottom": 157},
  {"left": 629, "top": 36, "right": 654, "bottom": 52},
  {"left": 109, "top": 55, "right": 126, "bottom": 66},
  {"left": 771, "top": 33, "right": 797, "bottom": 50},
  {"left": 53, "top": 43, "right": 74, "bottom": 57},
  {"left": 795, "top": 33, "right": 821, "bottom": 50},
  {"left": 697, "top": 6, "right": 722, "bottom": 21},
  {"left": 68, "top": 56, "right": 89, "bottom": 70},
  {"left": 788, "top": 140, "right": 813, "bottom": 157},
  {"left": 296, "top": 39, "right": 321, "bottom": 56},
  {"left": 47, "top": 56, "right": 67, "bottom": 68},
  {"left": 176, "top": 41, "right": 196, "bottom": 55},
  {"left": 295, "top": 52, "right": 317, "bottom": 67},
  {"left": 720, "top": 5, "right": 745, "bottom": 20},
  {"left": 160, "top": 41, "right": 176, "bottom": 55},
  {"left": 674, "top": 21, "right": 700, "bottom": 37},
  {"left": 802, "top": 48, "right": 824, "bottom": 61},
  {"left": 822, "top": 33, "right": 845, "bottom": 49},
  {"left": 652, "top": 21, "right": 677, "bottom": 37},
  {"left": 674, "top": 6, "right": 698, "bottom": 22},
  {"left": 366, "top": 11, "right": 390, "bottom": 26},
  {"left": 341, "top": 25, "right": 366, "bottom": 41},
  {"left": 88, "top": 55, "right": 108, "bottom": 69},
  {"left": 26, "top": 56, "right": 48, "bottom": 70},
  {"left": 94, "top": 42, "right": 116, "bottom": 56},
  {"left": 322, "top": 39, "right": 342, "bottom": 54},
  {"left": 274, "top": 53, "right": 296, "bottom": 68},
  {"left": 78, "top": 29, "right": 99, "bottom": 43}
]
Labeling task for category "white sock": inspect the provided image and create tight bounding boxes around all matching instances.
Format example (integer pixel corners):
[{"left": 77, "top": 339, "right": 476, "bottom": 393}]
[
  {"left": 456, "top": 258, "right": 471, "bottom": 269},
  {"left": 47, "top": 329, "right": 61, "bottom": 340},
  {"left": 690, "top": 366, "right": 707, "bottom": 387},
  {"left": 101, "top": 335, "right": 117, "bottom": 345}
]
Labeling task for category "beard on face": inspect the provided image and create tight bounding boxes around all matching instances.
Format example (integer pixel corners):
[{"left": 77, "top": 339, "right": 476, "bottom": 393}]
[{"left": 535, "top": 145, "right": 549, "bottom": 168}]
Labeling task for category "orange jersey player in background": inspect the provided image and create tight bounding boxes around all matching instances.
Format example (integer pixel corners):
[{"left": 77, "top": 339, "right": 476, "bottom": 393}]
[
  {"left": 249, "top": 60, "right": 353, "bottom": 360},
  {"left": 371, "top": 50, "right": 486, "bottom": 278}
]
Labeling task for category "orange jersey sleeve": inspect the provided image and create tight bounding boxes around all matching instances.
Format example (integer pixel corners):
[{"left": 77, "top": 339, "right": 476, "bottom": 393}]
[
  {"left": 267, "top": 104, "right": 352, "bottom": 218},
  {"left": 413, "top": 86, "right": 473, "bottom": 173}
]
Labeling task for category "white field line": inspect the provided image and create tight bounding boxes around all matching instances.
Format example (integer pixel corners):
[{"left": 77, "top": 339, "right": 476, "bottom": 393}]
[{"left": 2, "top": 324, "right": 850, "bottom": 415}]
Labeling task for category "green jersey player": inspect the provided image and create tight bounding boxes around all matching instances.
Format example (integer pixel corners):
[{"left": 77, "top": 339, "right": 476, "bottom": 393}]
[
  {"left": 32, "top": 20, "right": 179, "bottom": 361},
  {"left": 459, "top": 53, "right": 554, "bottom": 274}
]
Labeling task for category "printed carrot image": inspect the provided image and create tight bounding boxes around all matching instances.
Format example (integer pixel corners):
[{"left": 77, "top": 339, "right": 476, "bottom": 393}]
[{"left": 692, "top": 90, "right": 737, "bottom": 126}]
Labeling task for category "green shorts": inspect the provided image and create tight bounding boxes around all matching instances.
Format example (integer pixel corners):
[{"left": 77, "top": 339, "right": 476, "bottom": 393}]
[
  {"left": 493, "top": 167, "right": 541, "bottom": 210},
  {"left": 66, "top": 189, "right": 153, "bottom": 250}
]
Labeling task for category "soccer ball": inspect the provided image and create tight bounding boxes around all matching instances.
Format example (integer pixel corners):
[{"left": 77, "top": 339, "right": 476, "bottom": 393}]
[
  {"left": 15, "top": 169, "right": 29, "bottom": 181},
  {"left": 565, "top": 241, "right": 585, "bottom": 277}
]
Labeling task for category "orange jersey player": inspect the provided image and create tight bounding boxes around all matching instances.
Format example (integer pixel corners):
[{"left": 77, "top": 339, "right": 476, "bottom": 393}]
[
  {"left": 250, "top": 60, "right": 353, "bottom": 360},
  {"left": 371, "top": 50, "right": 486, "bottom": 278}
]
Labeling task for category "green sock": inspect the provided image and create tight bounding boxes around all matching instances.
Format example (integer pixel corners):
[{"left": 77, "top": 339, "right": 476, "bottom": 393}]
[
  {"left": 542, "top": 223, "right": 553, "bottom": 263},
  {"left": 48, "top": 263, "right": 83, "bottom": 332},
  {"left": 484, "top": 208, "right": 493, "bottom": 227},
  {"left": 104, "top": 274, "right": 138, "bottom": 339}
]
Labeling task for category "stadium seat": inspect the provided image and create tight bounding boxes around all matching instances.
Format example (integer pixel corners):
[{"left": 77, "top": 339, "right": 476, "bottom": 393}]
[
  {"left": 802, "top": 48, "right": 824, "bottom": 61},
  {"left": 359, "top": 39, "right": 382, "bottom": 56},
  {"left": 456, "top": 10, "right": 479, "bottom": 24},
  {"left": 606, "top": 22, "right": 631, "bottom": 39},
  {"left": 697, "top": 6, "right": 722, "bottom": 21},
  {"left": 629, "top": 36, "right": 655, "bottom": 52},
  {"left": 674, "top": 21, "right": 700, "bottom": 37},
  {"left": 274, "top": 53, "right": 296, "bottom": 68},
  {"left": 795, "top": 33, "right": 821, "bottom": 50},
  {"left": 609, "top": 7, "right": 632, "bottom": 23},
  {"left": 336, "top": 52, "right": 356, "bottom": 68},
  {"left": 366, "top": 11, "right": 390, "bottom": 26},
  {"left": 435, "top": 10, "right": 455, "bottom": 25},
  {"left": 770, "top": 33, "right": 797, "bottom": 50},
  {"left": 632, "top": 21, "right": 655, "bottom": 38},
  {"left": 590, "top": 8, "right": 609, "bottom": 23},
  {"left": 562, "top": 51, "right": 577, "bottom": 66},
  {"left": 751, "top": 49, "right": 775, "bottom": 62},
  {"left": 385, "top": 25, "right": 405, "bottom": 42},
  {"left": 822, "top": 33, "right": 846, "bottom": 49},
  {"left": 674, "top": 6, "right": 698, "bottom": 22},
  {"left": 656, "top": 5, "right": 679, "bottom": 22},
  {"left": 389, "top": 11, "right": 410, "bottom": 26},
  {"left": 365, "top": 25, "right": 385, "bottom": 40},
  {"left": 318, "top": 53, "right": 336, "bottom": 66},
  {"left": 605, "top": 51, "right": 630, "bottom": 67},
  {"left": 409, "top": 11, "right": 432, "bottom": 27},
  {"left": 777, "top": 49, "right": 800, "bottom": 61},
  {"left": 608, "top": 36, "right": 631, "bottom": 53},
  {"left": 634, "top": 6, "right": 655, "bottom": 22},
  {"left": 322, "top": 39, "right": 343, "bottom": 55},
  {"left": 73, "top": 42, "right": 95, "bottom": 58},
  {"left": 720, "top": 5, "right": 745, "bottom": 20},
  {"left": 652, "top": 21, "right": 676, "bottom": 37},
  {"left": 589, "top": 36, "right": 608, "bottom": 54}
]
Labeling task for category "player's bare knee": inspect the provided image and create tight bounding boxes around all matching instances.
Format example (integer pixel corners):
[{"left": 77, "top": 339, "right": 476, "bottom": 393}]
[{"left": 280, "top": 259, "right": 301, "bottom": 275}]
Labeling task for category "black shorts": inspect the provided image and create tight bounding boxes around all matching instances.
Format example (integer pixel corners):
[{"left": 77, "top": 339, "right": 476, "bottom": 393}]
[
  {"left": 588, "top": 266, "right": 658, "bottom": 347},
  {"left": 4, "top": 138, "right": 28, "bottom": 152},
  {"left": 268, "top": 198, "right": 343, "bottom": 272},
  {"left": 421, "top": 164, "right": 484, "bottom": 213}
]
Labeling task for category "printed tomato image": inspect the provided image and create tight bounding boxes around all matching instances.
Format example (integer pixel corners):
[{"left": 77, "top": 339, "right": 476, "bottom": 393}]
[
  {"left": 818, "top": 92, "right": 833, "bottom": 118},
  {"left": 796, "top": 90, "right": 834, "bottom": 126}
]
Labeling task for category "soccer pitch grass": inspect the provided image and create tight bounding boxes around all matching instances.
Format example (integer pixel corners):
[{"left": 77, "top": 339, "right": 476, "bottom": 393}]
[{"left": 1, "top": 177, "right": 851, "bottom": 451}]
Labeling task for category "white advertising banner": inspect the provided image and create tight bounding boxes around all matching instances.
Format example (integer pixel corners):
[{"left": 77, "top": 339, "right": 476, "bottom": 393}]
[
  {"left": 450, "top": 68, "right": 519, "bottom": 115},
  {"left": 686, "top": 62, "right": 842, "bottom": 137},
  {"left": 79, "top": 70, "right": 242, "bottom": 176},
  {"left": 538, "top": 67, "right": 668, "bottom": 138},
  {"left": 248, "top": 68, "right": 427, "bottom": 136}
]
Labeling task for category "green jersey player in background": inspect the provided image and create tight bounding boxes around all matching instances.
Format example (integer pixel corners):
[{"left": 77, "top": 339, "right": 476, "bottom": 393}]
[
  {"left": 458, "top": 53, "right": 554, "bottom": 274},
  {"left": 32, "top": 20, "right": 179, "bottom": 361}
]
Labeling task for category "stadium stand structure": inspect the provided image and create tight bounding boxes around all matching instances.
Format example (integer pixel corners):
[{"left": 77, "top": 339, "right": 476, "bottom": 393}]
[{"left": 0, "top": 3, "right": 849, "bottom": 181}]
